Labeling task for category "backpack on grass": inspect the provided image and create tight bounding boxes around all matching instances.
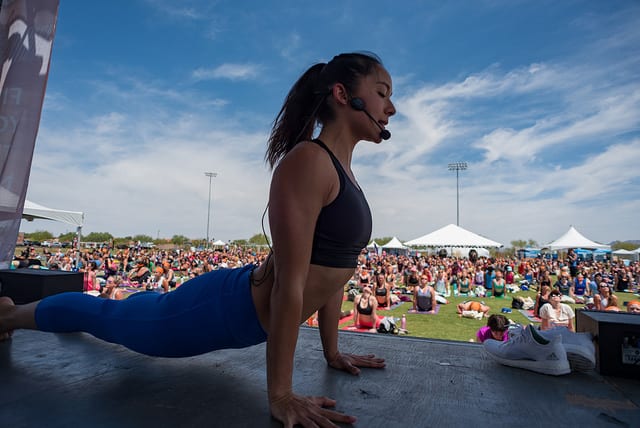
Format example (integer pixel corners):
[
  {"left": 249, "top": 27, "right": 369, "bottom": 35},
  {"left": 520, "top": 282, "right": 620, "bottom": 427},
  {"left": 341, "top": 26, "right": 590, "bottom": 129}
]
[{"left": 377, "top": 316, "right": 399, "bottom": 334}]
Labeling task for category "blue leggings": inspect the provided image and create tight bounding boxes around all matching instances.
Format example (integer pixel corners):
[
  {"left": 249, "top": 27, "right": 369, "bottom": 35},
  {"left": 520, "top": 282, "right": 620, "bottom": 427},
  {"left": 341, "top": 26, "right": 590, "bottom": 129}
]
[{"left": 34, "top": 264, "right": 267, "bottom": 357}]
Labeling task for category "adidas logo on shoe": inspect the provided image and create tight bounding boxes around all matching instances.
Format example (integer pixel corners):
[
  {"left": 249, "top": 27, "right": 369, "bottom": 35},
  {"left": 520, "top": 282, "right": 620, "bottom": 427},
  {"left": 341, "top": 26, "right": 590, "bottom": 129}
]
[{"left": 546, "top": 352, "right": 560, "bottom": 361}]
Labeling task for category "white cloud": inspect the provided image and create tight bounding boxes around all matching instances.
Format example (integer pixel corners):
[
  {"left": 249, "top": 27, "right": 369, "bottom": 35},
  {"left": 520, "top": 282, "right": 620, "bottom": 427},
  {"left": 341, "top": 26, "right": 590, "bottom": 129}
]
[{"left": 192, "top": 63, "right": 262, "bottom": 81}]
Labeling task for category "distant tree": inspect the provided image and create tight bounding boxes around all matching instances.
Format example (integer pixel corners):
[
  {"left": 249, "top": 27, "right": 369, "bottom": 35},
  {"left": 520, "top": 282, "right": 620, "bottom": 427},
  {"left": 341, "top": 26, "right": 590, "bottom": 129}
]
[
  {"left": 611, "top": 241, "right": 637, "bottom": 251},
  {"left": 132, "top": 234, "right": 153, "bottom": 243},
  {"left": 84, "top": 232, "right": 113, "bottom": 242},
  {"left": 373, "top": 236, "right": 394, "bottom": 246},
  {"left": 231, "top": 239, "right": 249, "bottom": 247},
  {"left": 58, "top": 232, "right": 76, "bottom": 242},
  {"left": 248, "top": 233, "right": 269, "bottom": 245},
  {"left": 112, "top": 237, "right": 131, "bottom": 247},
  {"left": 171, "top": 235, "right": 189, "bottom": 245},
  {"left": 510, "top": 239, "right": 528, "bottom": 249},
  {"left": 26, "top": 230, "right": 54, "bottom": 241},
  {"left": 527, "top": 239, "right": 539, "bottom": 248}
]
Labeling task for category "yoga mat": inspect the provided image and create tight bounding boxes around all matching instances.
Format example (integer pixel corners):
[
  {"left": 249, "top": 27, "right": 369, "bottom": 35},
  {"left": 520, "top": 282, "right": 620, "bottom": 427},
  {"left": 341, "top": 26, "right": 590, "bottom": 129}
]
[
  {"left": 518, "top": 309, "right": 541, "bottom": 323},
  {"left": 407, "top": 305, "right": 440, "bottom": 315},
  {"left": 377, "top": 301, "right": 405, "bottom": 311},
  {"left": 340, "top": 315, "right": 385, "bottom": 332}
]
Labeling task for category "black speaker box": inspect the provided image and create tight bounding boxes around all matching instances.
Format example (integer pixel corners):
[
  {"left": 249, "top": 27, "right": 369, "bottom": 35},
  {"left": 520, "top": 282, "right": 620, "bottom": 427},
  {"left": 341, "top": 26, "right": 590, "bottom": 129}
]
[
  {"left": 0, "top": 269, "right": 84, "bottom": 304},
  {"left": 576, "top": 309, "right": 640, "bottom": 379}
]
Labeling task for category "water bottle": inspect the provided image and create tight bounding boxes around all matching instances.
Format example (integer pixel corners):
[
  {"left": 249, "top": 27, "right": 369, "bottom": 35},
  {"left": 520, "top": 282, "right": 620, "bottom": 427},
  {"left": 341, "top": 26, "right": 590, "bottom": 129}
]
[{"left": 401, "top": 314, "right": 407, "bottom": 330}]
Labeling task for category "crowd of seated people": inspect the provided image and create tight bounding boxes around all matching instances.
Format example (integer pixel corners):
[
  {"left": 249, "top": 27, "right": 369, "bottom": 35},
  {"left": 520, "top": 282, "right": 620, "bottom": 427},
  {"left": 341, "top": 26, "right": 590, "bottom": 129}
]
[{"left": 12, "top": 241, "right": 639, "bottom": 316}]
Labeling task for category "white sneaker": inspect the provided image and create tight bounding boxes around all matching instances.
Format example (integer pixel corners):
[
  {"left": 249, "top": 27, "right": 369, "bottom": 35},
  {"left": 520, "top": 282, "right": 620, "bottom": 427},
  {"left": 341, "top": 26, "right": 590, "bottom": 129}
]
[
  {"left": 484, "top": 325, "right": 570, "bottom": 376},
  {"left": 538, "top": 327, "right": 596, "bottom": 372}
]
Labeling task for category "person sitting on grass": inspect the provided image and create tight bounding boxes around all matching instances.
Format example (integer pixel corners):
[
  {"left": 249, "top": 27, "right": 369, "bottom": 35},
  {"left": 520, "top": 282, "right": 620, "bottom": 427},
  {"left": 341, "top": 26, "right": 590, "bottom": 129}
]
[
  {"left": 412, "top": 275, "right": 437, "bottom": 313},
  {"left": 476, "top": 314, "right": 510, "bottom": 343},
  {"left": 533, "top": 285, "right": 552, "bottom": 318},
  {"left": 373, "top": 272, "right": 391, "bottom": 308},
  {"left": 491, "top": 269, "right": 506, "bottom": 298},
  {"left": 593, "top": 284, "right": 619, "bottom": 311},
  {"left": 628, "top": 300, "right": 640, "bottom": 314},
  {"left": 540, "top": 289, "right": 575, "bottom": 332},
  {"left": 99, "top": 275, "right": 125, "bottom": 300},
  {"left": 458, "top": 270, "right": 472, "bottom": 296},
  {"left": 457, "top": 300, "right": 490, "bottom": 318},
  {"left": 353, "top": 286, "right": 378, "bottom": 332},
  {"left": 569, "top": 272, "right": 590, "bottom": 304}
]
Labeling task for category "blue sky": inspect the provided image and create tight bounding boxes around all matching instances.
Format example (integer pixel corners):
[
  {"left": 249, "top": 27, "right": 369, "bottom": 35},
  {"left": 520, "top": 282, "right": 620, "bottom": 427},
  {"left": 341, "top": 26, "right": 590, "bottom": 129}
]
[{"left": 22, "top": 0, "right": 640, "bottom": 246}]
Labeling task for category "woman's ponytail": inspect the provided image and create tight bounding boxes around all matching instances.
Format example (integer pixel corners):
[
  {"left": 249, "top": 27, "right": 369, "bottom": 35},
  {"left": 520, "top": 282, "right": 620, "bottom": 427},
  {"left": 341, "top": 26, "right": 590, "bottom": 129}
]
[{"left": 265, "top": 63, "right": 326, "bottom": 169}]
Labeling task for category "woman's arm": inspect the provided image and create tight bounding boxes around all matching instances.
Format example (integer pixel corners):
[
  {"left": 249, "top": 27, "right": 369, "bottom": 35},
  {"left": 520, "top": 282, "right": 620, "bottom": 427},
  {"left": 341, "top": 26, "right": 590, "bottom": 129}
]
[
  {"left": 266, "top": 148, "right": 324, "bottom": 405},
  {"left": 412, "top": 287, "right": 418, "bottom": 310},
  {"left": 318, "top": 287, "right": 344, "bottom": 362},
  {"left": 430, "top": 286, "right": 437, "bottom": 313},
  {"left": 385, "top": 284, "right": 391, "bottom": 307},
  {"left": 353, "top": 295, "right": 361, "bottom": 326}
]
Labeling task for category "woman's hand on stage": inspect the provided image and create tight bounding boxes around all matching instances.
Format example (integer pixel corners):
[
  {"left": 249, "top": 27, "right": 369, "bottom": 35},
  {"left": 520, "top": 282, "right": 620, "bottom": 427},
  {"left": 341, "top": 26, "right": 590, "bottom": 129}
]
[
  {"left": 326, "top": 352, "right": 386, "bottom": 375},
  {"left": 270, "top": 392, "right": 356, "bottom": 428}
]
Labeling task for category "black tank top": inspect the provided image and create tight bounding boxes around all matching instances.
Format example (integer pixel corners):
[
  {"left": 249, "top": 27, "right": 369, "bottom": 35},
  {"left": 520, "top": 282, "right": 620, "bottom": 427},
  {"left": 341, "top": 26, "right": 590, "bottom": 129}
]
[
  {"left": 309, "top": 139, "right": 372, "bottom": 268},
  {"left": 357, "top": 297, "right": 373, "bottom": 316}
]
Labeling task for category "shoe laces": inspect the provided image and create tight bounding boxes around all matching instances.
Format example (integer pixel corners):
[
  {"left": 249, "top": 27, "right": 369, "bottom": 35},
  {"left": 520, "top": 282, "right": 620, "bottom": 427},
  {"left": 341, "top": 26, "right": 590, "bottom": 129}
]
[{"left": 507, "top": 327, "right": 528, "bottom": 345}]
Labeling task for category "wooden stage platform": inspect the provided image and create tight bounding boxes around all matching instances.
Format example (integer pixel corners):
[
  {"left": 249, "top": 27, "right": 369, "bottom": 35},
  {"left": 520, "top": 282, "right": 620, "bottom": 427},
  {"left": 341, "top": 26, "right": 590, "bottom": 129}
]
[{"left": 1, "top": 327, "right": 639, "bottom": 427}]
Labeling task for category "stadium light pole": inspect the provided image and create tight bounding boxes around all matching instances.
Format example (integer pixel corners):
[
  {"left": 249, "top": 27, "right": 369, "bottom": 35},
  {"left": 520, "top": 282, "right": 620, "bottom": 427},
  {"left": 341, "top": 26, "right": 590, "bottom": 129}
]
[
  {"left": 448, "top": 162, "right": 468, "bottom": 226},
  {"left": 204, "top": 172, "right": 217, "bottom": 249}
]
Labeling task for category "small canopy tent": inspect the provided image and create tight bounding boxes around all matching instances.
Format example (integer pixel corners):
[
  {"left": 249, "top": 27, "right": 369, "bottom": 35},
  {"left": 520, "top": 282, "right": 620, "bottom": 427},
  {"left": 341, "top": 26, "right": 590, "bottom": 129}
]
[
  {"left": 211, "top": 239, "right": 226, "bottom": 247},
  {"left": 612, "top": 249, "right": 639, "bottom": 262},
  {"left": 23, "top": 200, "right": 84, "bottom": 227},
  {"left": 381, "top": 236, "right": 408, "bottom": 255},
  {"left": 404, "top": 224, "right": 503, "bottom": 248},
  {"left": 22, "top": 200, "right": 84, "bottom": 251},
  {"left": 545, "top": 226, "right": 610, "bottom": 250}
]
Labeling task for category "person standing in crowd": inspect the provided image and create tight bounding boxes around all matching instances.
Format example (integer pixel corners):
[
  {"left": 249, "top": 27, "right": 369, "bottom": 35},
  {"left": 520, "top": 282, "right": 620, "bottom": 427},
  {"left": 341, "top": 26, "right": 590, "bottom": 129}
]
[{"left": 0, "top": 52, "right": 395, "bottom": 427}]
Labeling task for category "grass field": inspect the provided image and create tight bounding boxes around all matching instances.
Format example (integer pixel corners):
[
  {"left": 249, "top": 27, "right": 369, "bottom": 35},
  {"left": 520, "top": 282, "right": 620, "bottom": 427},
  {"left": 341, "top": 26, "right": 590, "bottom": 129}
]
[{"left": 339, "top": 287, "right": 639, "bottom": 342}]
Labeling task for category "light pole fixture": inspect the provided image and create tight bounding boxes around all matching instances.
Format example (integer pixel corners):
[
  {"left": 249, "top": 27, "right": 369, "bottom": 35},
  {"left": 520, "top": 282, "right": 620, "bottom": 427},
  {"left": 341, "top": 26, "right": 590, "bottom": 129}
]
[
  {"left": 447, "top": 162, "right": 468, "bottom": 226},
  {"left": 204, "top": 172, "right": 217, "bottom": 249}
]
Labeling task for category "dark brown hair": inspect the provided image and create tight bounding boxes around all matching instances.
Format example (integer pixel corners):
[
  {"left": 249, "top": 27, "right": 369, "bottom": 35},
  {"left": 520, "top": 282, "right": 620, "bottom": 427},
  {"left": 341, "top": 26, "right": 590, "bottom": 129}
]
[
  {"left": 265, "top": 52, "right": 383, "bottom": 169},
  {"left": 487, "top": 314, "right": 509, "bottom": 332}
]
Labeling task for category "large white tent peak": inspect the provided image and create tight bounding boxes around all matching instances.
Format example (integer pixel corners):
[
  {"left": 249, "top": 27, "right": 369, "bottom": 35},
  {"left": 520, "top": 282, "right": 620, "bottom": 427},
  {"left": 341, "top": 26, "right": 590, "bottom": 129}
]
[
  {"left": 382, "top": 237, "right": 406, "bottom": 249},
  {"left": 404, "top": 224, "right": 502, "bottom": 248},
  {"left": 545, "top": 226, "right": 610, "bottom": 250}
]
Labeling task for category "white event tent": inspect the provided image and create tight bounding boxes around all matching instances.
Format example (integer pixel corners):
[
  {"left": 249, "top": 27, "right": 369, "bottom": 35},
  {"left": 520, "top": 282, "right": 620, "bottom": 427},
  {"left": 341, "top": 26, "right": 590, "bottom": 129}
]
[
  {"left": 22, "top": 200, "right": 85, "bottom": 250},
  {"left": 23, "top": 200, "right": 84, "bottom": 228},
  {"left": 404, "top": 224, "right": 503, "bottom": 248},
  {"left": 381, "top": 236, "right": 409, "bottom": 255},
  {"left": 382, "top": 237, "right": 406, "bottom": 250},
  {"left": 544, "top": 226, "right": 610, "bottom": 250}
]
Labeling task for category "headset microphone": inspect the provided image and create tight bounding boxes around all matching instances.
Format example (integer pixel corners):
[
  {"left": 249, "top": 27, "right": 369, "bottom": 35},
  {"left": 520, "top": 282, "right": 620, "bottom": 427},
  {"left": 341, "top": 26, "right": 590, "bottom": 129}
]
[{"left": 349, "top": 98, "right": 391, "bottom": 140}]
